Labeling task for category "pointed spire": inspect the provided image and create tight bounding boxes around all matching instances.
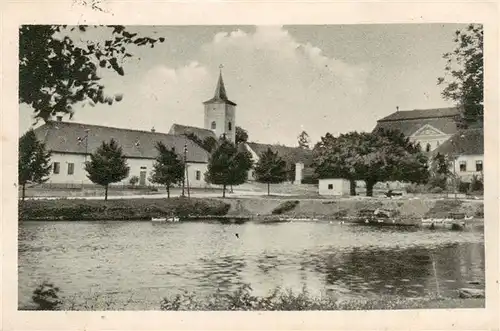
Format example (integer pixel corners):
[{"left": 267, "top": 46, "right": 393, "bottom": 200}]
[
  {"left": 213, "top": 69, "right": 228, "bottom": 100},
  {"left": 203, "top": 65, "right": 237, "bottom": 106}
]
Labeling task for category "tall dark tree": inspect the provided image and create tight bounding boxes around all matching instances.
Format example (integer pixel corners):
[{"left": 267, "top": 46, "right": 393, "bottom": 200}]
[
  {"left": 235, "top": 126, "right": 249, "bottom": 144},
  {"left": 297, "top": 131, "right": 311, "bottom": 149},
  {"left": 149, "top": 142, "right": 184, "bottom": 198},
  {"left": 254, "top": 148, "right": 288, "bottom": 196},
  {"left": 18, "top": 130, "right": 52, "bottom": 200},
  {"left": 437, "top": 24, "right": 483, "bottom": 128},
  {"left": 205, "top": 139, "right": 252, "bottom": 197},
  {"left": 19, "top": 25, "right": 165, "bottom": 122},
  {"left": 85, "top": 138, "right": 130, "bottom": 201},
  {"left": 313, "top": 130, "right": 429, "bottom": 197}
]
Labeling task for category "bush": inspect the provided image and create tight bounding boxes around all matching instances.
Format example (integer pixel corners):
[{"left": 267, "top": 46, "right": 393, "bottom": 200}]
[
  {"left": 458, "top": 181, "right": 470, "bottom": 194},
  {"left": 405, "top": 183, "right": 427, "bottom": 194},
  {"left": 470, "top": 175, "right": 483, "bottom": 192},
  {"left": 31, "top": 281, "right": 62, "bottom": 310},
  {"left": 429, "top": 186, "right": 444, "bottom": 194},
  {"left": 301, "top": 175, "right": 318, "bottom": 185},
  {"left": 129, "top": 176, "right": 139, "bottom": 187},
  {"left": 271, "top": 200, "right": 300, "bottom": 215},
  {"left": 428, "top": 174, "right": 448, "bottom": 190}
]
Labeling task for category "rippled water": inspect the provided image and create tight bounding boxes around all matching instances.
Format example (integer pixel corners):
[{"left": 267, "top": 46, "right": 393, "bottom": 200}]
[{"left": 18, "top": 221, "right": 485, "bottom": 310}]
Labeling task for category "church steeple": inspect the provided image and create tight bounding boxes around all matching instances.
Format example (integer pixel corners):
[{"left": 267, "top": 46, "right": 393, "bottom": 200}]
[
  {"left": 203, "top": 66, "right": 237, "bottom": 143},
  {"left": 203, "top": 67, "right": 236, "bottom": 106},
  {"left": 214, "top": 71, "right": 228, "bottom": 100}
]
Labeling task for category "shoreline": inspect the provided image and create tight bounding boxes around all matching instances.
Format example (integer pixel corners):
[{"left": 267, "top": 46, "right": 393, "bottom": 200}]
[{"left": 18, "top": 196, "right": 484, "bottom": 230}]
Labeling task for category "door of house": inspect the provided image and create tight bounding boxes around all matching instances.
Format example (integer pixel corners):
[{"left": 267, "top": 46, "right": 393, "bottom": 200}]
[{"left": 139, "top": 171, "right": 147, "bottom": 186}]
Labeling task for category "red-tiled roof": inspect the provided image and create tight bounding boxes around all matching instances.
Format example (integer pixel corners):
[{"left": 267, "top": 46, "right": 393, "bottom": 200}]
[
  {"left": 203, "top": 72, "right": 237, "bottom": 106},
  {"left": 433, "top": 128, "right": 484, "bottom": 156},
  {"left": 34, "top": 121, "right": 210, "bottom": 163},
  {"left": 374, "top": 107, "right": 461, "bottom": 136},
  {"left": 168, "top": 124, "right": 217, "bottom": 142}
]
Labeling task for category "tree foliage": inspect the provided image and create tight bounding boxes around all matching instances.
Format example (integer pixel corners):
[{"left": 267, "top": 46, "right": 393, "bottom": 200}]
[
  {"left": 149, "top": 142, "right": 185, "bottom": 198},
  {"left": 235, "top": 126, "right": 249, "bottom": 144},
  {"left": 313, "top": 129, "right": 429, "bottom": 196},
  {"left": 297, "top": 131, "right": 311, "bottom": 149},
  {"left": 437, "top": 24, "right": 483, "bottom": 128},
  {"left": 205, "top": 139, "right": 253, "bottom": 197},
  {"left": 18, "top": 129, "right": 52, "bottom": 200},
  {"left": 254, "top": 148, "right": 288, "bottom": 195},
  {"left": 19, "top": 25, "right": 165, "bottom": 122},
  {"left": 183, "top": 133, "right": 217, "bottom": 153},
  {"left": 85, "top": 138, "right": 130, "bottom": 200}
]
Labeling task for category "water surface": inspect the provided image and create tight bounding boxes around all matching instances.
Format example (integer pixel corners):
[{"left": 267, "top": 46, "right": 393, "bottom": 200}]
[{"left": 18, "top": 221, "right": 485, "bottom": 310}]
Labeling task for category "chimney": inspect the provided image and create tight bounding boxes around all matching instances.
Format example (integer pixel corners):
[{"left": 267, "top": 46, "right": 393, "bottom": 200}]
[{"left": 56, "top": 116, "right": 63, "bottom": 122}]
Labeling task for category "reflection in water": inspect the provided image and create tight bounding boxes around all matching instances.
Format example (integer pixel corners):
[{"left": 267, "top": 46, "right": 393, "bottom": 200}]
[{"left": 18, "top": 221, "right": 485, "bottom": 309}]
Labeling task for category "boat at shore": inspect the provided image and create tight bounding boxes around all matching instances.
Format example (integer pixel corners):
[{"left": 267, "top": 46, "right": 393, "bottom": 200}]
[{"left": 151, "top": 217, "right": 180, "bottom": 223}]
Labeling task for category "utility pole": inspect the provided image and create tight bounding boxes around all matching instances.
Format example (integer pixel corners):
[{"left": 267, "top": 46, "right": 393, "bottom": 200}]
[
  {"left": 84, "top": 129, "right": 90, "bottom": 163},
  {"left": 181, "top": 143, "right": 187, "bottom": 197}
]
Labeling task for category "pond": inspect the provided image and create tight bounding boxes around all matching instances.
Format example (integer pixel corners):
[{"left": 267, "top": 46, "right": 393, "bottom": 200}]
[{"left": 18, "top": 220, "right": 485, "bottom": 310}]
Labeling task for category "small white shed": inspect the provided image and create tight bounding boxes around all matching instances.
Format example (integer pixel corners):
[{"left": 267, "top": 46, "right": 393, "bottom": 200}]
[{"left": 319, "top": 178, "right": 351, "bottom": 196}]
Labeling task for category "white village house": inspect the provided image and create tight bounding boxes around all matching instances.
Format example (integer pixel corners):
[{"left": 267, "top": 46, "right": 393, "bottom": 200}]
[{"left": 34, "top": 71, "right": 312, "bottom": 187}]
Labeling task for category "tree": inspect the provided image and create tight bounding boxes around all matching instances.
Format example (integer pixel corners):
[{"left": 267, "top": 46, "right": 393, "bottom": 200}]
[
  {"left": 85, "top": 138, "right": 130, "bottom": 200},
  {"left": 235, "top": 126, "right": 249, "bottom": 144},
  {"left": 19, "top": 25, "right": 165, "bottom": 122},
  {"left": 437, "top": 24, "right": 483, "bottom": 129},
  {"left": 183, "top": 133, "right": 217, "bottom": 153},
  {"left": 18, "top": 129, "right": 52, "bottom": 200},
  {"left": 313, "top": 130, "right": 429, "bottom": 197},
  {"left": 205, "top": 139, "right": 253, "bottom": 197},
  {"left": 297, "top": 131, "right": 310, "bottom": 149},
  {"left": 149, "top": 142, "right": 184, "bottom": 198},
  {"left": 254, "top": 148, "right": 288, "bottom": 196},
  {"left": 313, "top": 132, "right": 359, "bottom": 195},
  {"left": 428, "top": 152, "right": 452, "bottom": 189}
]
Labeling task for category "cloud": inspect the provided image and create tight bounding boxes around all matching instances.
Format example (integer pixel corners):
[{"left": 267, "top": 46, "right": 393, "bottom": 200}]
[
  {"left": 196, "top": 25, "right": 371, "bottom": 144},
  {"left": 20, "top": 26, "right": 371, "bottom": 145}
]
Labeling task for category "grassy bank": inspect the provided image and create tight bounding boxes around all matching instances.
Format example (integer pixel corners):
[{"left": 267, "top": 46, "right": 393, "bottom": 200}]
[
  {"left": 23, "top": 282, "right": 484, "bottom": 311},
  {"left": 224, "top": 197, "right": 484, "bottom": 223},
  {"left": 19, "top": 198, "right": 231, "bottom": 221}
]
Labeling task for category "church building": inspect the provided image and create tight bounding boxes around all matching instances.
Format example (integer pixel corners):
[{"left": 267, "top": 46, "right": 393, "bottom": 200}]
[{"left": 33, "top": 70, "right": 312, "bottom": 188}]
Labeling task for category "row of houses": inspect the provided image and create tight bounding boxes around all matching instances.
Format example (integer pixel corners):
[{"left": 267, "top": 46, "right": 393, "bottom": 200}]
[{"left": 32, "top": 71, "right": 483, "bottom": 189}]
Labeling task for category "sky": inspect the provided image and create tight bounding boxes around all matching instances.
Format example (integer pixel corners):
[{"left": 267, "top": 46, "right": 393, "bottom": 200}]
[{"left": 19, "top": 24, "right": 466, "bottom": 146}]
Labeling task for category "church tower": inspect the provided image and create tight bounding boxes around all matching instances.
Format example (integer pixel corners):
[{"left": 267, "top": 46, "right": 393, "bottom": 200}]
[{"left": 203, "top": 68, "right": 236, "bottom": 143}]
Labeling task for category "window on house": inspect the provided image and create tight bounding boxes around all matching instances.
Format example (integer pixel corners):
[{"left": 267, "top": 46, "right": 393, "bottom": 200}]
[
  {"left": 328, "top": 184, "right": 333, "bottom": 190},
  {"left": 425, "top": 143, "right": 431, "bottom": 152},
  {"left": 459, "top": 161, "right": 467, "bottom": 172},
  {"left": 211, "top": 121, "right": 216, "bottom": 130},
  {"left": 53, "top": 162, "right": 60, "bottom": 174},
  {"left": 196, "top": 170, "right": 201, "bottom": 181},
  {"left": 67, "top": 163, "right": 74, "bottom": 175},
  {"left": 476, "top": 160, "right": 483, "bottom": 172},
  {"left": 228, "top": 122, "right": 232, "bottom": 131}
]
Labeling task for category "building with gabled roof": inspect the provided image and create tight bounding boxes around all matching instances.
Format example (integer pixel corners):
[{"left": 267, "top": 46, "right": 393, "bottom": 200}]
[
  {"left": 432, "top": 128, "right": 484, "bottom": 182},
  {"left": 374, "top": 106, "right": 461, "bottom": 152},
  {"left": 33, "top": 121, "right": 210, "bottom": 187},
  {"left": 33, "top": 69, "right": 313, "bottom": 188}
]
